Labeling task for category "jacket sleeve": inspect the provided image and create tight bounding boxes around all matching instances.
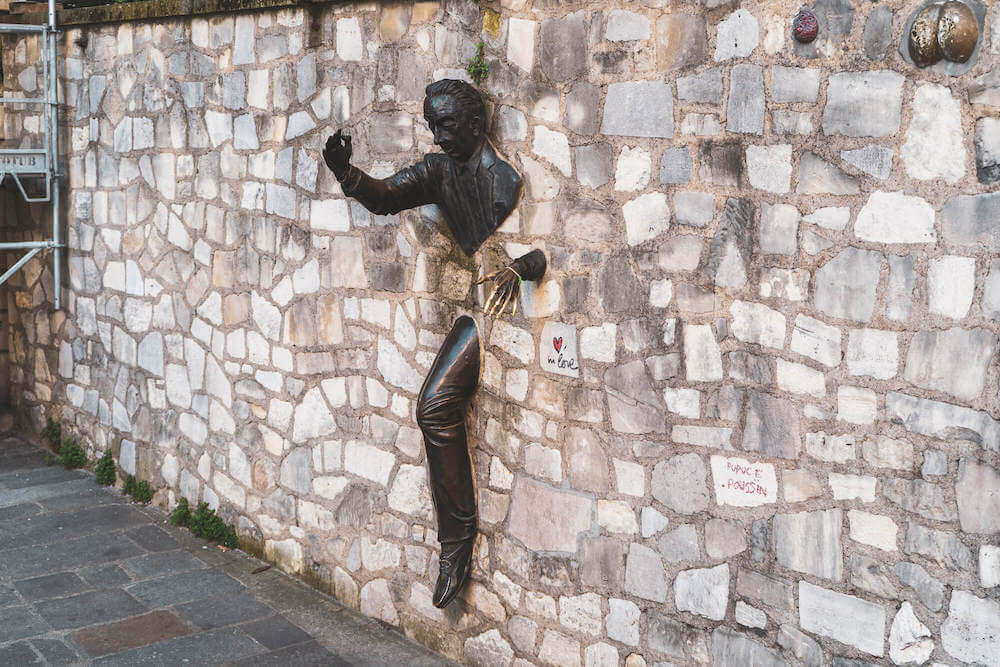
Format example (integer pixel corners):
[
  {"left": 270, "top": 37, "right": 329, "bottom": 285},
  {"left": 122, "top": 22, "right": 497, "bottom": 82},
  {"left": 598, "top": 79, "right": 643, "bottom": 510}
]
[{"left": 337, "top": 158, "right": 439, "bottom": 215}]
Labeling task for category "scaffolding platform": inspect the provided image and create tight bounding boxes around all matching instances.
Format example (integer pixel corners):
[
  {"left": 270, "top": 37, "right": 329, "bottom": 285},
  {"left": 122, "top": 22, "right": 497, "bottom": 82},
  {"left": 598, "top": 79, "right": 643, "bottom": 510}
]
[{"left": 0, "top": 0, "right": 63, "bottom": 308}]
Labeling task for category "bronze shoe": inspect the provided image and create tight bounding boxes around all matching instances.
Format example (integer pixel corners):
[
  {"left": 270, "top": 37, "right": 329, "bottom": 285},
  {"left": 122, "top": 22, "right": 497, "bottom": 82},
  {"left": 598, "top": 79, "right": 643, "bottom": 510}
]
[{"left": 432, "top": 538, "right": 475, "bottom": 608}]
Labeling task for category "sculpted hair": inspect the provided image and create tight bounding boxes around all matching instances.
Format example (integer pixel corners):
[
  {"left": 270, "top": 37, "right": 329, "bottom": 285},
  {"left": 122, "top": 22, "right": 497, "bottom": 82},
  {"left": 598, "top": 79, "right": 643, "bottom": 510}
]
[{"left": 424, "top": 79, "right": 486, "bottom": 134}]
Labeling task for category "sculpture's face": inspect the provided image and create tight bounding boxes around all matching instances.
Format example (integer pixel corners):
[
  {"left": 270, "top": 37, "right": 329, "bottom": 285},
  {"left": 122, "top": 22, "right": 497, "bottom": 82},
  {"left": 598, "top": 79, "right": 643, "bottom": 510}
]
[{"left": 425, "top": 94, "right": 481, "bottom": 162}]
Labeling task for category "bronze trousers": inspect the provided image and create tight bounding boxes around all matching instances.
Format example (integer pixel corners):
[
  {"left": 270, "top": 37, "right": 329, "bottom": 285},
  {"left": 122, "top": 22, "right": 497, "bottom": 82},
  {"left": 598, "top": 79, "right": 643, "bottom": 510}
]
[{"left": 416, "top": 315, "right": 479, "bottom": 545}]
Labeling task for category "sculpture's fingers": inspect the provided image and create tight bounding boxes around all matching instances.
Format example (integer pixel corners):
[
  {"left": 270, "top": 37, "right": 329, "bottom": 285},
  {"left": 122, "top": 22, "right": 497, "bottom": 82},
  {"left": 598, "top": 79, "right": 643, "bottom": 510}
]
[
  {"left": 332, "top": 129, "right": 343, "bottom": 144},
  {"left": 487, "top": 284, "right": 507, "bottom": 317},
  {"left": 497, "top": 285, "right": 515, "bottom": 317},
  {"left": 511, "top": 293, "right": 518, "bottom": 317},
  {"left": 484, "top": 285, "right": 500, "bottom": 314},
  {"left": 475, "top": 270, "right": 499, "bottom": 285},
  {"left": 345, "top": 134, "right": 352, "bottom": 153}
]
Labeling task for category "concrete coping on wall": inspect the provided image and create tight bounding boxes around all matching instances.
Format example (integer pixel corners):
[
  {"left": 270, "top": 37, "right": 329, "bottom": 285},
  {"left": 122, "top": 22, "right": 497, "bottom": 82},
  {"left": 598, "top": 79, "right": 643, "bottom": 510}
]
[{"left": 7, "top": 0, "right": 338, "bottom": 27}]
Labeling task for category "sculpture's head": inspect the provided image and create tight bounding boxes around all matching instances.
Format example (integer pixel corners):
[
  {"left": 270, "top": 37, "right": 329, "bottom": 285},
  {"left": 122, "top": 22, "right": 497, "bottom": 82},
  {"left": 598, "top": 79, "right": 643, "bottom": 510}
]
[{"left": 423, "top": 79, "right": 486, "bottom": 162}]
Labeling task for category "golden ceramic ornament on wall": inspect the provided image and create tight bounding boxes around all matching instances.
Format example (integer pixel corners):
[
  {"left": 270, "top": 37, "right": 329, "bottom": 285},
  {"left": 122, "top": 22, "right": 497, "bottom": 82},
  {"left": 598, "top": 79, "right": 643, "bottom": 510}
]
[
  {"left": 937, "top": 1, "right": 979, "bottom": 63},
  {"left": 909, "top": 4, "right": 943, "bottom": 66},
  {"left": 907, "top": 0, "right": 981, "bottom": 68}
]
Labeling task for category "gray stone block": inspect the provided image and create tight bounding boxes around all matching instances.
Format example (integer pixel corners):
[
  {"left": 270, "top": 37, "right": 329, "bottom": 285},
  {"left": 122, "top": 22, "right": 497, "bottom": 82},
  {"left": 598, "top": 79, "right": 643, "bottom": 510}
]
[
  {"left": 797, "top": 152, "right": 859, "bottom": 195},
  {"left": 955, "top": 457, "right": 1000, "bottom": 534},
  {"left": 624, "top": 543, "right": 666, "bottom": 602},
  {"left": 726, "top": 64, "right": 764, "bottom": 135},
  {"left": 799, "top": 581, "right": 885, "bottom": 656},
  {"left": 673, "top": 191, "right": 714, "bottom": 228},
  {"left": 862, "top": 5, "right": 893, "bottom": 61},
  {"left": 823, "top": 71, "right": 904, "bottom": 137},
  {"left": 574, "top": 143, "right": 612, "bottom": 189},
  {"left": 713, "top": 627, "right": 786, "bottom": 667},
  {"left": 942, "top": 192, "right": 1000, "bottom": 251},
  {"left": 774, "top": 510, "right": 843, "bottom": 581},
  {"left": 904, "top": 522, "right": 974, "bottom": 571},
  {"left": 841, "top": 145, "right": 893, "bottom": 180},
  {"left": 539, "top": 11, "right": 588, "bottom": 82},
  {"left": 677, "top": 67, "right": 723, "bottom": 104},
  {"left": 903, "top": 327, "right": 998, "bottom": 402},
  {"left": 564, "top": 82, "right": 601, "bottom": 136},
  {"left": 975, "top": 117, "right": 1000, "bottom": 184},
  {"left": 814, "top": 247, "right": 882, "bottom": 322},
  {"left": 659, "top": 147, "right": 692, "bottom": 185},
  {"left": 893, "top": 562, "right": 945, "bottom": 612},
  {"left": 675, "top": 564, "right": 729, "bottom": 621},
  {"left": 770, "top": 65, "right": 819, "bottom": 102},
  {"left": 941, "top": 590, "right": 1000, "bottom": 664},
  {"left": 600, "top": 81, "right": 674, "bottom": 138},
  {"left": 651, "top": 453, "right": 708, "bottom": 514},
  {"left": 743, "top": 390, "right": 801, "bottom": 459},
  {"left": 658, "top": 524, "right": 699, "bottom": 563}
]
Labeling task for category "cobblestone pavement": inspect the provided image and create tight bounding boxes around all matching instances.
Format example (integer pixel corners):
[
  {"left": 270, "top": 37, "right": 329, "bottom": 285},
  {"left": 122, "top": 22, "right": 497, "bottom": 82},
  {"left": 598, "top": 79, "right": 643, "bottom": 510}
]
[{"left": 0, "top": 435, "right": 451, "bottom": 666}]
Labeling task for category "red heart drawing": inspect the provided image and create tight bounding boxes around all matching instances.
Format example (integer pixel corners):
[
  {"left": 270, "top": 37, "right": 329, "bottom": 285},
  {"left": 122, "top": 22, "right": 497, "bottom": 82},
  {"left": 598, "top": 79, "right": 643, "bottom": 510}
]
[{"left": 553, "top": 337, "right": 563, "bottom": 353}]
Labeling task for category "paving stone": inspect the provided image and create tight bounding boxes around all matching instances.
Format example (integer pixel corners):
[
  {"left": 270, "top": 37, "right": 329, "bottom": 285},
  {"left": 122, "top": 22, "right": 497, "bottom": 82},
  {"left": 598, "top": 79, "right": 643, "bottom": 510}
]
[
  {"left": 601, "top": 81, "right": 674, "bottom": 138},
  {"left": 540, "top": 11, "right": 588, "bottom": 82},
  {"left": 705, "top": 519, "right": 746, "bottom": 559},
  {"left": 656, "top": 14, "right": 708, "bottom": 72},
  {"left": 840, "top": 145, "right": 893, "bottom": 180},
  {"left": 91, "top": 627, "right": 264, "bottom": 666},
  {"left": 675, "top": 563, "right": 728, "bottom": 621},
  {"left": 981, "top": 545, "right": 1000, "bottom": 587},
  {"left": 736, "top": 568, "right": 794, "bottom": 613},
  {"left": 823, "top": 71, "right": 904, "bottom": 137},
  {"left": 122, "top": 551, "right": 206, "bottom": 580},
  {"left": 31, "top": 637, "right": 80, "bottom": 664},
  {"left": 985, "top": 259, "right": 1000, "bottom": 320},
  {"left": 240, "top": 615, "right": 313, "bottom": 650},
  {"left": 975, "top": 117, "right": 1000, "bottom": 184},
  {"left": 903, "top": 328, "right": 997, "bottom": 402},
  {"left": 36, "top": 589, "right": 147, "bottom": 631},
  {"left": 14, "top": 572, "right": 89, "bottom": 602},
  {"left": 712, "top": 627, "right": 784, "bottom": 666},
  {"left": 902, "top": 83, "right": 966, "bottom": 184},
  {"left": 174, "top": 591, "right": 274, "bottom": 629},
  {"left": 79, "top": 564, "right": 132, "bottom": 589},
  {"left": 799, "top": 581, "right": 885, "bottom": 656},
  {"left": 888, "top": 601, "right": 934, "bottom": 665},
  {"left": 677, "top": 67, "right": 722, "bottom": 104},
  {"left": 0, "top": 642, "right": 38, "bottom": 665},
  {"left": 941, "top": 591, "right": 1000, "bottom": 664},
  {"left": 726, "top": 64, "right": 764, "bottom": 135},
  {"left": 942, "top": 192, "right": 1000, "bottom": 252},
  {"left": 73, "top": 610, "right": 191, "bottom": 658},
  {"left": 651, "top": 453, "right": 708, "bottom": 515},
  {"left": 759, "top": 203, "right": 798, "bottom": 255},
  {"left": 0, "top": 605, "right": 49, "bottom": 643},
  {"left": 772, "top": 110, "right": 813, "bottom": 136},
  {"left": 893, "top": 562, "right": 944, "bottom": 612},
  {"left": 125, "top": 569, "right": 244, "bottom": 608},
  {"left": 231, "top": 641, "right": 343, "bottom": 666},
  {"left": 707, "top": 198, "right": 755, "bottom": 288}
]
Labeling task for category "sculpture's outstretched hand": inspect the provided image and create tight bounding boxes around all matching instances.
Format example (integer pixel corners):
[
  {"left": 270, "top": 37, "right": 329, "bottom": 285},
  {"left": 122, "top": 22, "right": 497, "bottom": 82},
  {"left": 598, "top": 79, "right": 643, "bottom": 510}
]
[
  {"left": 323, "top": 130, "right": 353, "bottom": 180},
  {"left": 477, "top": 266, "right": 522, "bottom": 318}
]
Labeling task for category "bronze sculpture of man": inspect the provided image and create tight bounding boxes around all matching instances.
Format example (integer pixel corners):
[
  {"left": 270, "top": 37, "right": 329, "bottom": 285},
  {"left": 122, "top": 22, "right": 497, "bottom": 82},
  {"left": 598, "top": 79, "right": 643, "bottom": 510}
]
[{"left": 323, "top": 79, "right": 546, "bottom": 608}]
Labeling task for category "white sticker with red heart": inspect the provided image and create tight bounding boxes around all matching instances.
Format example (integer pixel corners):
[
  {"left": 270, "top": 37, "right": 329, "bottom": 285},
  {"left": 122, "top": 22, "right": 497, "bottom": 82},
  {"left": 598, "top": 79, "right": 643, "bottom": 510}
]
[{"left": 539, "top": 321, "right": 579, "bottom": 378}]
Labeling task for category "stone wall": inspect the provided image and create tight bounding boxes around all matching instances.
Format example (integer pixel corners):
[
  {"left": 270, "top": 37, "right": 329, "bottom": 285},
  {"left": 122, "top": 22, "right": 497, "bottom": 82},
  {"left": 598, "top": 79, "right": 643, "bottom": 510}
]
[{"left": 2, "top": 0, "right": 1000, "bottom": 664}]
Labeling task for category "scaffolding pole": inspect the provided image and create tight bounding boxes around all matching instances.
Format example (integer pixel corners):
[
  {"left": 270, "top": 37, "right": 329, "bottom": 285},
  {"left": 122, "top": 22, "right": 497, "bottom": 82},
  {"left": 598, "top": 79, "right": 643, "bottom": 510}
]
[{"left": 0, "top": 0, "right": 62, "bottom": 309}]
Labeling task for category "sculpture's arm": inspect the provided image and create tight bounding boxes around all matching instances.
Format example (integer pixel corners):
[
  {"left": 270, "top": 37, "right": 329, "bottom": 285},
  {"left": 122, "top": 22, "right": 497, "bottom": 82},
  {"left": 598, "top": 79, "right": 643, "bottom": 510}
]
[
  {"left": 323, "top": 131, "right": 437, "bottom": 215},
  {"left": 478, "top": 248, "right": 547, "bottom": 317}
]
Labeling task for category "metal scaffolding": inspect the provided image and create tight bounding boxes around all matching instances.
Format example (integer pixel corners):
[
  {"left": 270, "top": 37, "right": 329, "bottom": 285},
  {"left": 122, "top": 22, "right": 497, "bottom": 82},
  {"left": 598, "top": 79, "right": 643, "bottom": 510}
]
[{"left": 0, "top": 0, "right": 62, "bottom": 309}]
